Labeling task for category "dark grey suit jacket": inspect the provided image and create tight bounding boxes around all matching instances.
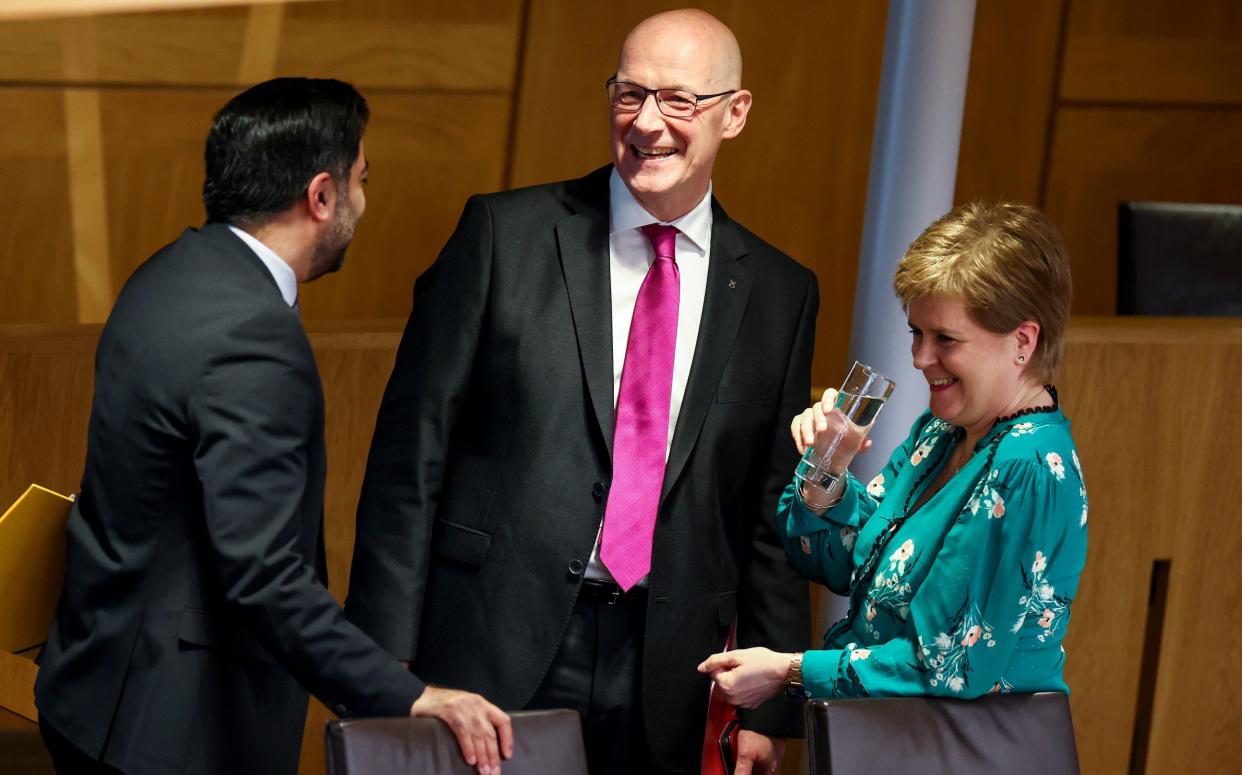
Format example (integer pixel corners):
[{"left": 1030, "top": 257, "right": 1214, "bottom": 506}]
[
  {"left": 35, "top": 224, "right": 423, "bottom": 775},
  {"left": 346, "top": 166, "right": 815, "bottom": 772}
]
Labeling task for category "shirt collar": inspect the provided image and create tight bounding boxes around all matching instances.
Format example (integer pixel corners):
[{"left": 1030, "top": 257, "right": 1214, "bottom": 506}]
[
  {"left": 228, "top": 225, "right": 299, "bottom": 307},
  {"left": 608, "top": 168, "right": 713, "bottom": 252}
]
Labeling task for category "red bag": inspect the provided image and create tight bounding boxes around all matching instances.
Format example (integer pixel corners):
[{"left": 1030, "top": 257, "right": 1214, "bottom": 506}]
[{"left": 701, "top": 624, "right": 740, "bottom": 775}]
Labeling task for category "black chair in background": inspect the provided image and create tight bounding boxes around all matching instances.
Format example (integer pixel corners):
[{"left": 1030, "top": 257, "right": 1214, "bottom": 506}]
[
  {"left": 806, "top": 692, "right": 1080, "bottom": 775},
  {"left": 326, "top": 709, "right": 587, "bottom": 775},
  {"left": 1117, "top": 201, "right": 1242, "bottom": 316}
]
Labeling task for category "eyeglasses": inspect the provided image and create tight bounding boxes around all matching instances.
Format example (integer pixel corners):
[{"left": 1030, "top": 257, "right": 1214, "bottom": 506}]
[{"left": 605, "top": 77, "right": 736, "bottom": 119}]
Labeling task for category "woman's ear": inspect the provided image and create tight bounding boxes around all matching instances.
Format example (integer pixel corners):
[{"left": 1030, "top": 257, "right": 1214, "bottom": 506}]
[{"left": 1015, "top": 320, "right": 1041, "bottom": 364}]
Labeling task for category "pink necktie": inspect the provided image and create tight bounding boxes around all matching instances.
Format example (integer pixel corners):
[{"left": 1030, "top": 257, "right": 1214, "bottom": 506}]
[{"left": 600, "top": 224, "right": 680, "bottom": 591}]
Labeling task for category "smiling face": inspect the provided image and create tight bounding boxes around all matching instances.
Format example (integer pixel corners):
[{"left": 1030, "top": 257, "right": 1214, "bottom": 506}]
[
  {"left": 908, "top": 295, "right": 1042, "bottom": 439},
  {"left": 610, "top": 11, "right": 750, "bottom": 222}
]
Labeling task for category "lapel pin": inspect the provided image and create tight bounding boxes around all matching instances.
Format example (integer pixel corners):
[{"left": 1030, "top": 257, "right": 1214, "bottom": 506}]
[{"left": 728, "top": 278, "right": 737, "bottom": 289}]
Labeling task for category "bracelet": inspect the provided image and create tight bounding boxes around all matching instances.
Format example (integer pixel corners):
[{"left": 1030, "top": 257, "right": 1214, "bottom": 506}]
[{"left": 795, "top": 479, "right": 842, "bottom": 512}]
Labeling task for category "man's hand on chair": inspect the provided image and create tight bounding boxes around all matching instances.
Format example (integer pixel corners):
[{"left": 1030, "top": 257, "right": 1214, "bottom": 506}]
[{"left": 410, "top": 686, "right": 514, "bottom": 775}]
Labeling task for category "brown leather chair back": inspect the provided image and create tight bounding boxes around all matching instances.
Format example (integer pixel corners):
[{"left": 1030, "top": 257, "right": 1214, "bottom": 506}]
[
  {"left": 806, "top": 692, "right": 1079, "bottom": 775},
  {"left": 325, "top": 709, "right": 587, "bottom": 775}
]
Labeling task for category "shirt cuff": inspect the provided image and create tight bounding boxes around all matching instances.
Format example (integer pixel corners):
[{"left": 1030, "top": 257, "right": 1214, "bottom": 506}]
[{"left": 801, "top": 648, "right": 844, "bottom": 699}]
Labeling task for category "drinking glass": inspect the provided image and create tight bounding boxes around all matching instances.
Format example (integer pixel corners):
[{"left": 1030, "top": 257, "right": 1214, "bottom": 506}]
[{"left": 793, "top": 361, "right": 896, "bottom": 507}]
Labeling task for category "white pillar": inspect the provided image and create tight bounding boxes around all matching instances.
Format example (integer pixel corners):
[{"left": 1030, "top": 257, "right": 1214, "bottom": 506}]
[{"left": 848, "top": 0, "right": 976, "bottom": 483}]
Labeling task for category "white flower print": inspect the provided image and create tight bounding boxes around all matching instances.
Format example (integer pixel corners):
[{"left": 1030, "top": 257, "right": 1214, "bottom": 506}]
[
  {"left": 867, "top": 473, "right": 886, "bottom": 498},
  {"left": 966, "top": 469, "right": 1003, "bottom": 519},
  {"left": 840, "top": 526, "right": 857, "bottom": 552},
  {"left": 926, "top": 602, "right": 996, "bottom": 694},
  {"left": 850, "top": 648, "right": 871, "bottom": 662},
  {"left": 1080, "top": 502, "right": 1089, "bottom": 528},
  {"left": 889, "top": 539, "right": 915, "bottom": 575},
  {"left": 1071, "top": 449, "right": 1083, "bottom": 478},
  {"left": 865, "top": 561, "right": 916, "bottom": 638},
  {"left": 1015, "top": 549, "right": 1070, "bottom": 641},
  {"left": 990, "top": 677, "right": 1015, "bottom": 695},
  {"left": 1009, "top": 421, "right": 1037, "bottom": 438},
  {"left": 910, "top": 440, "right": 935, "bottom": 467},
  {"left": 1045, "top": 451, "right": 1065, "bottom": 480}
]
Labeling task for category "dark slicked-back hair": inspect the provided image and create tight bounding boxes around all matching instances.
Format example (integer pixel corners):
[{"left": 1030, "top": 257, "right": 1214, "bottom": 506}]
[{"left": 203, "top": 77, "right": 368, "bottom": 226}]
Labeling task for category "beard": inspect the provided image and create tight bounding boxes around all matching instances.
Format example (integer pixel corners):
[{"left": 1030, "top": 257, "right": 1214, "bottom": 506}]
[{"left": 306, "top": 197, "right": 358, "bottom": 282}]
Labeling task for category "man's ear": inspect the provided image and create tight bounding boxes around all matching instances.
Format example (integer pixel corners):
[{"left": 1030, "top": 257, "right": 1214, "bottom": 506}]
[
  {"left": 305, "top": 171, "right": 336, "bottom": 224},
  {"left": 721, "top": 89, "right": 752, "bottom": 140}
]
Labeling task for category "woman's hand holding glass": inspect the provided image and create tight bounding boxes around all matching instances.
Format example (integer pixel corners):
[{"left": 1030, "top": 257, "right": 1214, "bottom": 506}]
[{"left": 791, "top": 388, "right": 872, "bottom": 512}]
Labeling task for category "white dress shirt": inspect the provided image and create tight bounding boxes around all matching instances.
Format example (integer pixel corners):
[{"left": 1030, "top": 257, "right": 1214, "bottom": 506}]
[
  {"left": 228, "top": 225, "right": 299, "bottom": 308},
  {"left": 584, "top": 170, "right": 714, "bottom": 584}
]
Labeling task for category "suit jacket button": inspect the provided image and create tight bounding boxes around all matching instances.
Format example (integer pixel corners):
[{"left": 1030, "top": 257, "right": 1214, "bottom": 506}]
[
  {"left": 592, "top": 481, "right": 607, "bottom": 501},
  {"left": 568, "top": 559, "right": 585, "bottom": 575}
]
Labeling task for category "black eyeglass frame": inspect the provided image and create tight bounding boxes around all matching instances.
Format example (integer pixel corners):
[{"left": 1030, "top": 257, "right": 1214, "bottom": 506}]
[{"left": 605, "top": 77, "right": 737, "bottom": 119}]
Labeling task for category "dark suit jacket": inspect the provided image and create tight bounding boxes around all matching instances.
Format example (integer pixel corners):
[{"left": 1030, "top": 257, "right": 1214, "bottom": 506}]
[
  {"left": 346, "top": 166, "right": 815, "bottom": 772},
  {"left": 35, "top": 224, "right": 423, "bottom": 775}
]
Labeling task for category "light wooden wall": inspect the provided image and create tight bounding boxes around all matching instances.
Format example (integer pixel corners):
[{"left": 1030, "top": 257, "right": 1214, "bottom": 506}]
[
  {"left": 1058, "top": 319, "right": 1242, "bottom": 775},
  {"left": 0, "top": 0, "right": 522, "bottom": 327},
  {"left": 957, "top": 0, "right": 1242, "bottom": 314}
]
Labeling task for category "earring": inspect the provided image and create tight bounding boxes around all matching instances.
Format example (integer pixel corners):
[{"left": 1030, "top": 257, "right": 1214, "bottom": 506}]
[{"left": 1017, "top": 354, "right": 1026, "bottom": 363}]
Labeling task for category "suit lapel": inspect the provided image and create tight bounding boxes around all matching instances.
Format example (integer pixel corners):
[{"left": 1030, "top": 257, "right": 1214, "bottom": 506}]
[
  {"left": 661, "top": 202, "right": 751, "bottom": 502},
  {"left": 555, "top": 170, "right": 616, "bottom": 459}
]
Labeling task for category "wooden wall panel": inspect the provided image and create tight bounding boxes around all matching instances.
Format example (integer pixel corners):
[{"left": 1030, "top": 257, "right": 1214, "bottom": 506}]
[
  {"left": 1059, "top": 319, "right": 1242, "bottom": 775},
  {"left": 98, "top": 89, "right": 223, "bottom": 290},
  {"left": 1042, "top": 107, "right": 1242, "bottom": 314},
  {"left": 1061, "top": 0, "right": 1242, "bottom": 105},
  {"left": 0, "top": 1, "right": 521, "bottom": 90},
  {"left": 299, "top": 93, "right": 512, "bottom": 320},
  {"left": 510, "top": 0, "right": 888, "bottom": 387},
  {"left": 0, "top": 10, "right": 251, "bottom": 85},
  {"left": 954, "top": 0, "right": 1064, "bottom": 205},
  {"left": 277, "top": 0, "right": 521, "bottom": 90},
  {"left": 0, "top": 326, "right": 97, "bottom": 509},
  {"left": 94, "top": 87, "right": 510, "bottom": 320},
  {"left": 0, "top": 91, "right": 77, "bottom": 325}
]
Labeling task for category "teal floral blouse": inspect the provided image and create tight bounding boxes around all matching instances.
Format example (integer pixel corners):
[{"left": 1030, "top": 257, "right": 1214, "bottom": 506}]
[{"left": 780, "top": 395, "right": 1088, "bottom": 699}]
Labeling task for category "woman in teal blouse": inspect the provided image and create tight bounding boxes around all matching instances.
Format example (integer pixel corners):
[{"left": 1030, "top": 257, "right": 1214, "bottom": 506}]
[{"left": 700, "top": 202, "right": 1087, "bottom": 704}]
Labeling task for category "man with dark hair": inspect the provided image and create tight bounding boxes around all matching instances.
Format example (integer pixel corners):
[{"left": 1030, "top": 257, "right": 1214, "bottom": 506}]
[
  {"left": 34, "top": 77, "right": 511, "bottom": 775},
  {"left": 347, "top": 10, "right": 813, "bottom": 775}
]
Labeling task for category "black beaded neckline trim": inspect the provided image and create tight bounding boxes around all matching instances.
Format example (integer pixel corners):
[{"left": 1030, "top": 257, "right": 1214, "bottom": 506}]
[{"left": 994, "top": 385, "right": 1059, "bottom": 425}]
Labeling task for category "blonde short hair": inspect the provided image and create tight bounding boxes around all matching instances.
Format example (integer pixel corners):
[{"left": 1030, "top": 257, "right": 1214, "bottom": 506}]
[{"left": 892, "top": 202, "right": 1072, "bottom": 382}]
